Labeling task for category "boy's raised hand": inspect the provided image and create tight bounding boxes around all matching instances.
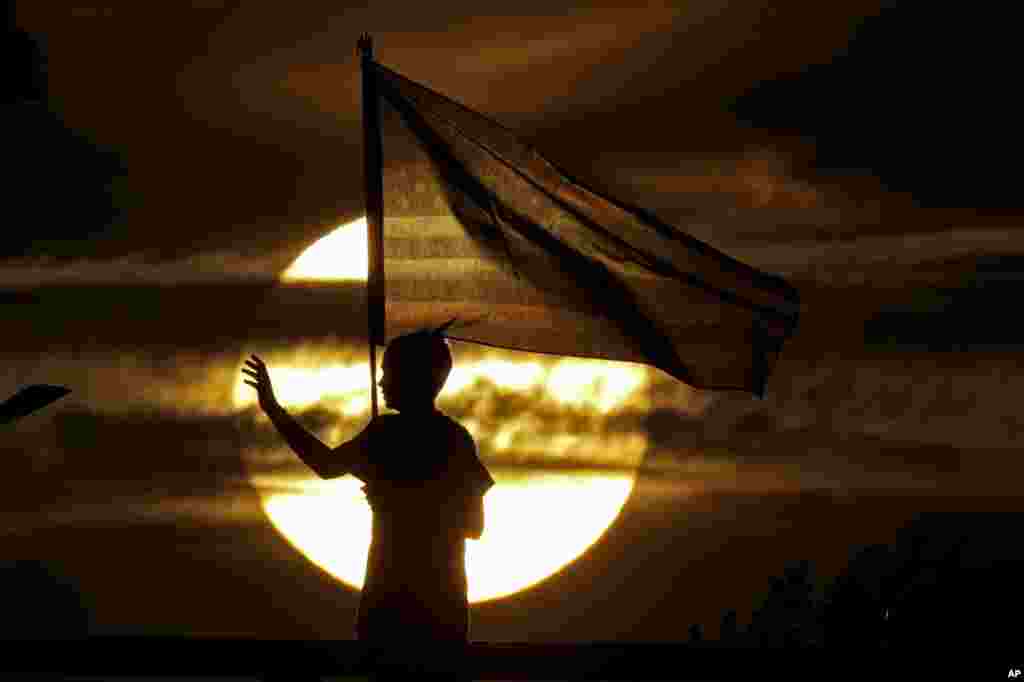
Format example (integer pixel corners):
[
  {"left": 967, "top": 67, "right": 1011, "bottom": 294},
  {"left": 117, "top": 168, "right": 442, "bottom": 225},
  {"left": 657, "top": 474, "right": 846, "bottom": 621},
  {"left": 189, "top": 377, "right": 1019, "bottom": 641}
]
[{"left": 242, "top": 354, "right": 279, "bottom": 414}]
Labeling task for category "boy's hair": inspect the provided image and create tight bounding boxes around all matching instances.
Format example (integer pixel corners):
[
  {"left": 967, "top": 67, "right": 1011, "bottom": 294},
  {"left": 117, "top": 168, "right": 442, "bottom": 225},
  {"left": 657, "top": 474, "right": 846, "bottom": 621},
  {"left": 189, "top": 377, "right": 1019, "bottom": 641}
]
[{"left": 384, "top": 318, "right": 457, "bottom": 401}]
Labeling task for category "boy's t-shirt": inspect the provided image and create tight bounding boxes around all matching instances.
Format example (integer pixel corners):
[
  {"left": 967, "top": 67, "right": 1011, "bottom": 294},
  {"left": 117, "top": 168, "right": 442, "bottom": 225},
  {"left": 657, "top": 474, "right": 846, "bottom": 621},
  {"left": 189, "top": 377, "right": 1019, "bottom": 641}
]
[{"left": 342, "top": 409, "right": 494, "bottom": 644}]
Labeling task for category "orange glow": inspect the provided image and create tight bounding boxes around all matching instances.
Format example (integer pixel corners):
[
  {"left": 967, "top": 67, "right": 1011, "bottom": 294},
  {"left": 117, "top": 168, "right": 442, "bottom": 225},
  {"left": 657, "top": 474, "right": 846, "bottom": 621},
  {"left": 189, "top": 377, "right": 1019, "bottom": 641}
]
[{"left": 231, "top": 347, "right": 650, "bottom": 420}]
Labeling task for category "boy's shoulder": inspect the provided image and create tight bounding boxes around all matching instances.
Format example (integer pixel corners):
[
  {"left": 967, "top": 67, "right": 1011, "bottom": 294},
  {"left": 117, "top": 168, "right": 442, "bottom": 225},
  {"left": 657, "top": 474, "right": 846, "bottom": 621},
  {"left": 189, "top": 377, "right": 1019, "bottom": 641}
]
[
  {"left": 439, "top": 412, "right": 474, "bottom": 440},
  {"left": 373, "top": 410, "right": 468, "bottom": 429},
  {"left": 370, "top": 411, "right": 474, "bottom": 446}
]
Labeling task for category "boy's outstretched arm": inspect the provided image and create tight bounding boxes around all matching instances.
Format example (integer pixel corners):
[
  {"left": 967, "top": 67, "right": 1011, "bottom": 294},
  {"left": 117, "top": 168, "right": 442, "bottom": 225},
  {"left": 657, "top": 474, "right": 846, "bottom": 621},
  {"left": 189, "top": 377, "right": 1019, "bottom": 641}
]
[
  {"left": 243, "top": 354, "right": 367, "bottom": 480},
  {"left": 264, "top": 402, "right": 337, "bottom": 479}
]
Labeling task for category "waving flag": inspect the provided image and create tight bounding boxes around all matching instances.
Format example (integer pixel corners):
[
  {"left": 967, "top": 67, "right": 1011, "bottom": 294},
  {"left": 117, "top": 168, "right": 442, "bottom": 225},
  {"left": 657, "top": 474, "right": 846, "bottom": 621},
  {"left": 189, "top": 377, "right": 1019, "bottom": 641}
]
[{"left": 359, "top": 38, "right": 799, "bottom": 408}]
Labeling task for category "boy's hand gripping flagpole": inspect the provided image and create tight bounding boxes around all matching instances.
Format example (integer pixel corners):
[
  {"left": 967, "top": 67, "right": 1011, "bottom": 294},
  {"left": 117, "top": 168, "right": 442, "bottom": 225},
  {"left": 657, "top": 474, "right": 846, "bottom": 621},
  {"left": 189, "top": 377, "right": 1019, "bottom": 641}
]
[{"left": 359, "top": 34, "right": 385, "bottom": 419}]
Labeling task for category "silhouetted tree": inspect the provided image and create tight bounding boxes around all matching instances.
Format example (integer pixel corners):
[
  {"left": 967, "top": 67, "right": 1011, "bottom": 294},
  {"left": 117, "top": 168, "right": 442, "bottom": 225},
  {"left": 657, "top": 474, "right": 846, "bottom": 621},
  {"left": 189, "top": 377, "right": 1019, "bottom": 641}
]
[
  {"left": 881, "top": 515, "right": 973, "bottom": 648},
  {"left": 822, "top": 543, "right": 893, "bottom": 647},
  {"left": 0, "top": 559, "right": 91, "bottom": 638},
  {"left": 746, "top": 559, "right": 823, "bottom": 647},
  {"left": 719, "top": 608, "right": 739, "bottom": 644},
  {"left": 702, "top": 514, "right": 1019, "bottom": 649},
  {"left": 820, "top": 514, "right": 1012, "bottom": 649}
]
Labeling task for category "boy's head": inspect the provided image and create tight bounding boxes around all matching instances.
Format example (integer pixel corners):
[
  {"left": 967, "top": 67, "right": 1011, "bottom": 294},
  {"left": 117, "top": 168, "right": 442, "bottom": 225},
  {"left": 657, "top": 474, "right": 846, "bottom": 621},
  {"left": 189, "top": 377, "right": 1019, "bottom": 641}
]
[{"left": 380, "top": 321, "right": 454, "bottom": 412}]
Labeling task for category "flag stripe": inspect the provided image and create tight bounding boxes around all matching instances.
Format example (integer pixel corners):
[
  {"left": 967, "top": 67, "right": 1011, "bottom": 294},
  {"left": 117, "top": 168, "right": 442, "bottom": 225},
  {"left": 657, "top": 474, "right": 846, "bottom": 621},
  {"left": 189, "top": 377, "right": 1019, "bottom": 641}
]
[
  {"left": 375, "top": 62, "right": 800, "bottom": 320},
  {"left": 379, "top": 76, "right": 699, "bottom": 384},
  {"left": 379, "top": 75, "right": 796, "bottom": 326}
]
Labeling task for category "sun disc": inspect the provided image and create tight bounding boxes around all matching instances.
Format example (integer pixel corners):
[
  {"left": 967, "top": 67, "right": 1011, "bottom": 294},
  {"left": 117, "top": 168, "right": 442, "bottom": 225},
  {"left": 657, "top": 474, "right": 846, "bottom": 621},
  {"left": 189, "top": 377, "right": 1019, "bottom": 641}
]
[
  {"left": 282, "top": 217, "right": 369, "bottom": 282},
  {"left": 251, "top": 469, "right": 634, "bottom": 603},
  {"left": 237, "top": 219, "right": 651, "bottom": 603}
]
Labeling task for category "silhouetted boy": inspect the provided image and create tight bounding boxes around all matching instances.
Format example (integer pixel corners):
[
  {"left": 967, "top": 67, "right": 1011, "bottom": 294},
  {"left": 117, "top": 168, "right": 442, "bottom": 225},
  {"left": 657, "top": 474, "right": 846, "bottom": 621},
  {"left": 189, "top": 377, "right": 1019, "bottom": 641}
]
[{"left": 243, "top": 325, "right": 494, "bottom": 678}]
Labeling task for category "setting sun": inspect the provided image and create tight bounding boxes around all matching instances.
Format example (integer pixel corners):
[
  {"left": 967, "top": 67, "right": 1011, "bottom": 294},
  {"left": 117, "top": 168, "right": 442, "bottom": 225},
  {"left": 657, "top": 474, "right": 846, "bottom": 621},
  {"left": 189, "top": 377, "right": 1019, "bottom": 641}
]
[
  {"left": 235, "top": 343, "right": 648, "bottom": 603},
  {"left": 240, "top": 217, "right": 653, "bottom": 603}
]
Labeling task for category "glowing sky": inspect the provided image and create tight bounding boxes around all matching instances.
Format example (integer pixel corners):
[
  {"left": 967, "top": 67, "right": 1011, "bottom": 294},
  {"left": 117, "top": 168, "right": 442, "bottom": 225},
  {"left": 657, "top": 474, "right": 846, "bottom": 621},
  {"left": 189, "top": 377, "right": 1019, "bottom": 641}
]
[{"left": 5, "top": 2, "right": 1024, "bottom": 642}]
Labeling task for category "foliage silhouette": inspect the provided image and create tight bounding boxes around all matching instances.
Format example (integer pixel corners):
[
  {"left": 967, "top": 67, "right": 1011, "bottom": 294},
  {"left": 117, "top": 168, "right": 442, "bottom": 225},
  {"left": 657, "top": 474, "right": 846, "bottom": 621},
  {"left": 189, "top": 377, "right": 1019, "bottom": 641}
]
[
  {"left": 696, "top": 513, "right": 1018, "bottom": 649},
  {"left": 0, "top": 559, "right": 91, "bottom": 639}
]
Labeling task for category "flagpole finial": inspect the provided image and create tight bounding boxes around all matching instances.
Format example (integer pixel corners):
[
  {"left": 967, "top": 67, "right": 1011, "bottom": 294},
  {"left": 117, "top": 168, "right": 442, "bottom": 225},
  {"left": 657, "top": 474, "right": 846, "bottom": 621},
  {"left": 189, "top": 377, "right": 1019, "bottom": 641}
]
[{"left": 357, "top": 33, "right": 373, "bottom": 59}]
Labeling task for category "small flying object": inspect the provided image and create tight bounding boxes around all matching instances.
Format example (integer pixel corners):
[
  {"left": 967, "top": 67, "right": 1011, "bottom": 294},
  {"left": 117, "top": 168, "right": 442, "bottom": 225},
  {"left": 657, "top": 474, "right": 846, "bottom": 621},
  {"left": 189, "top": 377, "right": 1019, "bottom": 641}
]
[{"left": 0, "top": 385, "right": 71, "bottom": 425}]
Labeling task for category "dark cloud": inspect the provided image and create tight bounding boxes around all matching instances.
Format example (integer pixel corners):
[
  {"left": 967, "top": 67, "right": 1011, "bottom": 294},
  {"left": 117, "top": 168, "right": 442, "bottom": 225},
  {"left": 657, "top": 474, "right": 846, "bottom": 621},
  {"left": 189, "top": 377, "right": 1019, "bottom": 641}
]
[
  {"left": 18, "top": 1, "right": 1020, "bottom": 266},
  {"left": 864, "top": 262, "right": 1024, "bottom": 350},
  {"left": 3, "top": 409, "right": 246, "bottom": 496},
  {"left": 0, "top": 281, "right": 367, "bottom": 351},
  {"left": 729, "top": 5, "right": 1024, "bottom": 211},
  {"left": 5, "top": 18, "right": 129, "bottom": 257}
]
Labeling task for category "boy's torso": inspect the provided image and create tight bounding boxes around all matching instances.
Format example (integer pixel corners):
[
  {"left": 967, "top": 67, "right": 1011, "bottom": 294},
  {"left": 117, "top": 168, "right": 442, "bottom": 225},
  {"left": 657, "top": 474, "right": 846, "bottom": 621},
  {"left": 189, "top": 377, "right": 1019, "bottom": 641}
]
[{"left": 357, "top": 411, "right": 478, "bottom": 642}]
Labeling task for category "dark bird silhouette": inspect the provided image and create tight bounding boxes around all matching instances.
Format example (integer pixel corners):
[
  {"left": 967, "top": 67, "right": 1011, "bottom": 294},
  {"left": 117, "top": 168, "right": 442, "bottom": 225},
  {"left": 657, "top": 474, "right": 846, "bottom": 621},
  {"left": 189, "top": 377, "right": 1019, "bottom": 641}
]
[{"left": 0, "top": 385, "right": 71, "bottom": 425}]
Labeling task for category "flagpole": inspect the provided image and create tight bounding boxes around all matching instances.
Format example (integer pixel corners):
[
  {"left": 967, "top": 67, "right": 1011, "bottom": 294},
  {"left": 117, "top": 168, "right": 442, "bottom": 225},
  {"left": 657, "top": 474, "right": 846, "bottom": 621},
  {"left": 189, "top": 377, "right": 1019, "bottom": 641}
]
[{"left": 359, "top": 34, "right": 385, "bottom": 419}]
